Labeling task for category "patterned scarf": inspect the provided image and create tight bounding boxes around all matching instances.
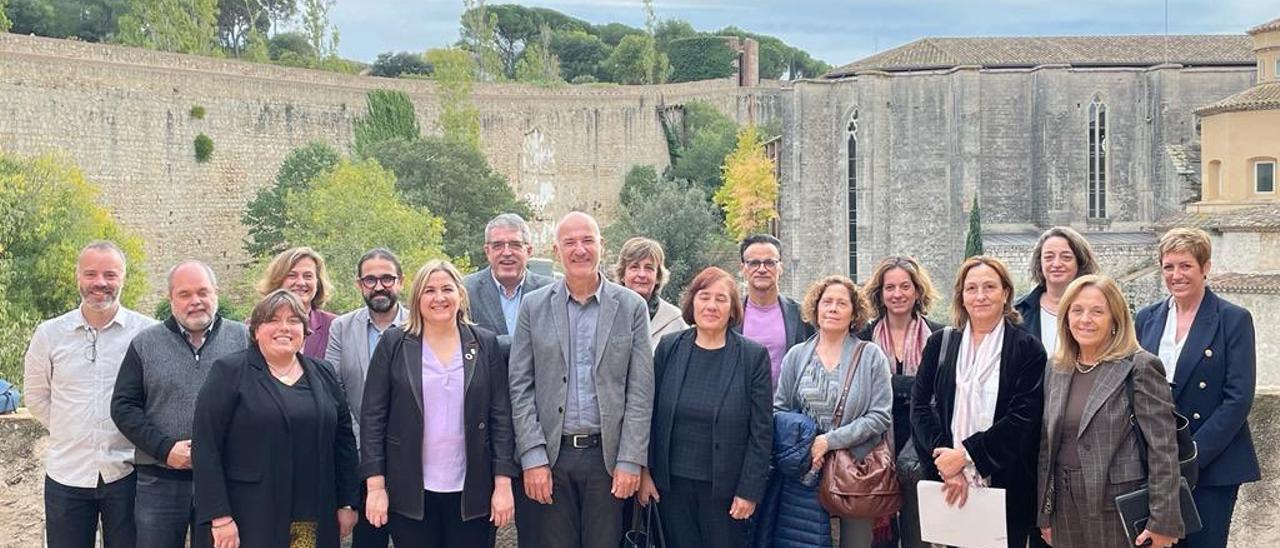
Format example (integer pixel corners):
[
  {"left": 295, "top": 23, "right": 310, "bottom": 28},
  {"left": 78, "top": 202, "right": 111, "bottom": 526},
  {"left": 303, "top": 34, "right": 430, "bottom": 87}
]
[
  {"left": 951, "top": 321, "right": 1004, "bottom": 486},
  {"left": 871, "top": 315, "right": 931, "bottom": 375}
]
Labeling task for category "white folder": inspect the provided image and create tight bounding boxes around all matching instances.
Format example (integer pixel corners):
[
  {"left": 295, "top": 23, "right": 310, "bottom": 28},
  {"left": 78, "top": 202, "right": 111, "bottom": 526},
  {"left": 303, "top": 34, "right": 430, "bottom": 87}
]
[{"left": 917, "top": 480, "right": 1008, "bottom": 548}]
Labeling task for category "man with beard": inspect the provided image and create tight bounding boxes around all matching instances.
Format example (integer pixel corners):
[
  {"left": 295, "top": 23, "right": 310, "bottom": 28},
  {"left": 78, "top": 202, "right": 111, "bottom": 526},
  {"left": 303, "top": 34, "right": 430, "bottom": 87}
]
[
  {"left": 110, "top": 260, "right": 248, "bottom": 548},
  {"left": 24, "top": 241, "right": 157, "bottom": 548},
  {"left": 733, "top": 234, "right": 813, "bottom": 389},
  {"left": 325, "top": 248, "right": 408, "bottom": 548},
  {"left": 462, "top": 213, "right": 553, "bottom": 548}
]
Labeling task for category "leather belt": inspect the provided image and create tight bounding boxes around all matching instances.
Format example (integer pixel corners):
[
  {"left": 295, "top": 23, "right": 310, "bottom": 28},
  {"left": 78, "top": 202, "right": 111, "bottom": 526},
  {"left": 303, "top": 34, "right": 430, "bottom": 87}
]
[{"left": 562, "top": 433, "right": 601, "bottom": 449}]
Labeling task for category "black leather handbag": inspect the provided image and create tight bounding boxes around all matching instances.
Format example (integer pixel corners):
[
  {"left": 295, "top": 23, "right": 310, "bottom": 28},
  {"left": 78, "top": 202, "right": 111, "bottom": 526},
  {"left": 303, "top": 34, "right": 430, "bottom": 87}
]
[
  {"left": 622, "top": 501, "right": 666, "bottom": 548},
  {"left": 1113, "top": 372, "right": 1202, "bottom": 544}
]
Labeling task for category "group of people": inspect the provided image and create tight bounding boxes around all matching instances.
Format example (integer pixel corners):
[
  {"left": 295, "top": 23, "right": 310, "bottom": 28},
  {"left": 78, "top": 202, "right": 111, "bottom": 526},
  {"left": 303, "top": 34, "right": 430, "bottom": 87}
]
[{"left": 21, "top": 209, "right": 1256, "bottom": 548}]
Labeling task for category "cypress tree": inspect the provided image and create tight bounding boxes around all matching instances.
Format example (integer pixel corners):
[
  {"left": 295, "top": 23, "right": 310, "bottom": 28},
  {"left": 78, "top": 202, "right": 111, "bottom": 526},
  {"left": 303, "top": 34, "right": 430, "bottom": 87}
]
[{"left": 965, "top": 195, "right": 984, "bottom": 258}]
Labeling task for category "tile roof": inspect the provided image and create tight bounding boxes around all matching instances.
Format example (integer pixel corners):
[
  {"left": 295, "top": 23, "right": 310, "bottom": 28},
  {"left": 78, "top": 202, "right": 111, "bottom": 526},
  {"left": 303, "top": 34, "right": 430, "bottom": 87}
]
[
  {"left": 1248, "top": 17, "right": 1280, "bottom": 35},
  {"left": 1166, "top": 144, "right": 1199, "bottom": 176},
  {"left": 1210, "top": 273, "right": 1280, "bottom": 294},
  {"left": 827, "top": 35, "right": 1254, "bottom": 77},
  {"left": 1195, "top": 82, "right": 1280, "bottom": 116},
  {"left": 1152, "top": 204, "right": 1280, "bottom": 232}
]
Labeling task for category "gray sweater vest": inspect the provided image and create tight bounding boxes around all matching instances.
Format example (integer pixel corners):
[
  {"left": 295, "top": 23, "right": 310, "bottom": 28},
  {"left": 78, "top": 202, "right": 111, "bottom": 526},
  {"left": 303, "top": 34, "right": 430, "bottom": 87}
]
[{"left": 129, "top": 318, "right": 248, "bottom": 466}]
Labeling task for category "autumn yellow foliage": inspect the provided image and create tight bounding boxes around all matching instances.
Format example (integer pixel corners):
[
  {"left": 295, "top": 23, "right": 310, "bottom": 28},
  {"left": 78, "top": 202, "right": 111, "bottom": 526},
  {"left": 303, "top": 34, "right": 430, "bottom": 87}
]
[{"left": 714, "top": 125, "right": 778, "bottom": 240}]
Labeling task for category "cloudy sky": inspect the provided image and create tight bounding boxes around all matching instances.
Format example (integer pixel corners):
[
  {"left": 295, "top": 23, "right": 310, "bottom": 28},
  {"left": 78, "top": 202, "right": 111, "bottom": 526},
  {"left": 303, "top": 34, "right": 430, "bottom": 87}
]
[{"left": 331, "top": 1, "right": 1277, "bottom": 68}]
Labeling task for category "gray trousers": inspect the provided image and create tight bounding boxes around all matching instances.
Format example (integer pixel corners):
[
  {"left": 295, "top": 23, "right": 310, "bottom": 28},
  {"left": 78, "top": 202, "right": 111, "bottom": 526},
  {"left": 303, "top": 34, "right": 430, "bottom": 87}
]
[{"left": 533, "top": 444, "right": 625, "bottom": 548}]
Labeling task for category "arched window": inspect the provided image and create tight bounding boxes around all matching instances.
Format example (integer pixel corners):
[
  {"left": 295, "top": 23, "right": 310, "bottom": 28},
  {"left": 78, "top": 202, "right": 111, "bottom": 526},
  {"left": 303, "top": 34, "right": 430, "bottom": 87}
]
[
  {"left": 1087, "top": 96, "right": 1108, "bottom": 219},
  {"left": 847, "top": 111, "right": 858, "bottom": 279}
]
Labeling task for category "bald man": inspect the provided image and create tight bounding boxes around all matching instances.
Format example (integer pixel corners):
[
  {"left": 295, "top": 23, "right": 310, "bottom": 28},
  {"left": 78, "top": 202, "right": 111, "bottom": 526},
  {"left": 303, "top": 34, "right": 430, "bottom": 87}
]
[{"left": 507, "top": 212, "right": 654, "bottom": 548}]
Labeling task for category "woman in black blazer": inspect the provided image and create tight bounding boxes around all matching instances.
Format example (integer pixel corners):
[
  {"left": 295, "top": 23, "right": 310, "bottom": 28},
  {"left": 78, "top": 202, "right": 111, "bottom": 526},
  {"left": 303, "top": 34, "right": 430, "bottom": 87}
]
[
  {"left": 1012, "top": 227, "right": 1099, "bottom": 353},
  {"left": 193, "top": 289, "right": 359, "bottom": 548},
  {"left": 911, "top": 256, "right": 1046, "bottom": 548},
  {"left": 636, "top": 267, "right": 773, "bottom": 548},
  {"left": 359, "top": 260, "right": 518, "bottom": 548}
]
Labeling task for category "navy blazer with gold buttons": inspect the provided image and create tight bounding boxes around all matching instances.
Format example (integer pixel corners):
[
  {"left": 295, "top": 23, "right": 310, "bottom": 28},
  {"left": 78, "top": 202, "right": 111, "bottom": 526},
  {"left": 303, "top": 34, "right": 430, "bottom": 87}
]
[{"left": 1135, "top": 288, "right": 1260, "bottom": 487}]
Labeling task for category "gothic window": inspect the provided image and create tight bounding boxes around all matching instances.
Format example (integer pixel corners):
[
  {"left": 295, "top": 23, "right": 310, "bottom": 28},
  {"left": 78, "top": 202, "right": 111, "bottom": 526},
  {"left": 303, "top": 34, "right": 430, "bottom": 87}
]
[
  {"left": 1257, "top": 160, "right": 1276, "bottom": 194},
  {"left": 1087, "top": 96, "right": 1108, "bottom": 219},
  {"left": 847, "top": 112, "right": 859, "bottom": 279}
]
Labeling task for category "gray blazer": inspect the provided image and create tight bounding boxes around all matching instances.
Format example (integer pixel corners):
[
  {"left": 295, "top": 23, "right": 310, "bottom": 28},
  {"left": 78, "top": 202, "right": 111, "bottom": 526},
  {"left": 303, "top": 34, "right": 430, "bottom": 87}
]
[
  {"left": 463, "top": 267, "right": 554, "bottom": 350},
  {"left": 325, "top": 304, "right": 409, "bottom": 442},
  {"left": 508, "top": 277, "right": 654, "bottom": 474},
  {"left": 1036, "top": 350, "right": 1184, "bottom": 538}
]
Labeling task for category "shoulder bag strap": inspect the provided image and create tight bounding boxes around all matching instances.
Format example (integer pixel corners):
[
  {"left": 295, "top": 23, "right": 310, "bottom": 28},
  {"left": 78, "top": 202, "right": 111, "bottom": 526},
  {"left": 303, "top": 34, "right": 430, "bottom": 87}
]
[
  {"left": 830, "top": 340, "right": 868, "bottom": 428},
  {"left": 1125, "top": 371, "right": 1151, "bottom": 479}
]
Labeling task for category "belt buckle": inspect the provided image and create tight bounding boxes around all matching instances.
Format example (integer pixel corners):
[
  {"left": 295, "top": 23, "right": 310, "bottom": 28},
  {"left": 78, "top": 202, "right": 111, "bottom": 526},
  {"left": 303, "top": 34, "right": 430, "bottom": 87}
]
[{"left": 571, "top": 434, "right": 590, "bottom": 449}]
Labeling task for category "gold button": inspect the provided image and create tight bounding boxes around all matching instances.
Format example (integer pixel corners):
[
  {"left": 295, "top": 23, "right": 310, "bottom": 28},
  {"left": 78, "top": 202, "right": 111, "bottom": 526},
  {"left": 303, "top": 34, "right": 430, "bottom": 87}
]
[
  {"left": 1199, "top": 381, "right": 1207, "bottom": 389},
  {"left": 1193, "top": 412, "right": 1202, "bottom": 420},
  {"left": 1205, "top": 349, "right": 1213, "bottom": 358}
]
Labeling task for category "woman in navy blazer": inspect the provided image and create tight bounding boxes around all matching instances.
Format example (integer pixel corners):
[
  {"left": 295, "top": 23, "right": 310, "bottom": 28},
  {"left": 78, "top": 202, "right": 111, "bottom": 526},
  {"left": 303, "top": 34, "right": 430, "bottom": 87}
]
[
  {"left": 636, "top": 267, "right": 773, "bottom": 548},
  {"left": 1135, "top": 228, "right": 1258, "bottom": 548}
]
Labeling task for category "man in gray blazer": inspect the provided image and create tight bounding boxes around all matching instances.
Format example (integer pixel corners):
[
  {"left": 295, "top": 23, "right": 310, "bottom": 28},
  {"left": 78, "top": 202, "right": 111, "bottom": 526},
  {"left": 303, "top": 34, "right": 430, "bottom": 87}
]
[
  {"left": 462, "top": 213, "right": 554, "bottom": 351},
  {"left": 508, "top": 211, "right": 654, "bottom": 548},
  {"left": 324, "top": 248, "right": 408, "bottom": 548}
]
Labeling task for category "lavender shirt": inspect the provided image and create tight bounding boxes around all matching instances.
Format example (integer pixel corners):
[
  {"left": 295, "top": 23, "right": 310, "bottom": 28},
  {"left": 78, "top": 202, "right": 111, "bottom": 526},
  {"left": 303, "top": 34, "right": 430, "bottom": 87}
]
[
  {"left": 743, "top": 299, "right": 787, "bottom": 386},
  {"left": 421, "top": 340, "right": 467, "bottom": 492}
]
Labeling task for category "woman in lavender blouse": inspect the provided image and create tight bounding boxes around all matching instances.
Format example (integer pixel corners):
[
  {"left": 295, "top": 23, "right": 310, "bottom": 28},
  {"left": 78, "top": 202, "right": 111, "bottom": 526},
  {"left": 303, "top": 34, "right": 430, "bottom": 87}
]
[{"left": 358, "top": 260, "right": 519, "bottom": 547}]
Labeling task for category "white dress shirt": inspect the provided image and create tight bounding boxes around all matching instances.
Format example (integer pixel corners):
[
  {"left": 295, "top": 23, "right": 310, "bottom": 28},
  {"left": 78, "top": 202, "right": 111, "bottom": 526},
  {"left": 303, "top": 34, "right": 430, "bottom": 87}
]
[
  {"left": 23, "top": 306, "right": 156, "bottom": 488},
  {"left": 1158, "top": 298, "right": 1187, "bottom": 384},
  {"left": 1039, "top": 307, "right": 1060, "bottom": 356}
]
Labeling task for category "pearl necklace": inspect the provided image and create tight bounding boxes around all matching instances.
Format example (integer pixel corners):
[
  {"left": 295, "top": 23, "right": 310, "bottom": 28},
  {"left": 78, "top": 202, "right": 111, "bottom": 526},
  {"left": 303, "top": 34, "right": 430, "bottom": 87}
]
[{"left": 1074, "top": 360, "right": 1100, "bottom": 374}]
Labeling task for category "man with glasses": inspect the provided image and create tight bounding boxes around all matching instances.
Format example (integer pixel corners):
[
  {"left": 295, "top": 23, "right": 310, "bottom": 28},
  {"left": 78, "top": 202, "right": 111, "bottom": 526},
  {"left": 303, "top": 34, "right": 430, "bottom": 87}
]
[
  {"left": 325, "top": 248, "right": 409, "bottom": 548},
  {"left": 735, "top": 234, "right": 813, "bottom": 387},
  {"left": 462, "top": 213, "right": 552, "bottom": 548},
  {"left": 24, "top": 241, "right": 157, "bottom": 548},
  {"left": 110, "top": 260, "right": 248, "bottom": 548}
]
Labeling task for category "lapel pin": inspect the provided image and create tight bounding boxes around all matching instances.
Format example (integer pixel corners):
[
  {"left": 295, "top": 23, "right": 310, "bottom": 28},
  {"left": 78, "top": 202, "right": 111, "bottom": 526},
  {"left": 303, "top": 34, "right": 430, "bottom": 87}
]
[
  {"left": 465, "top": 349, "right": 476, "bottom": 360},
  {"left": 1204, "top": 349, "right": 1213, "bottom": 358}
]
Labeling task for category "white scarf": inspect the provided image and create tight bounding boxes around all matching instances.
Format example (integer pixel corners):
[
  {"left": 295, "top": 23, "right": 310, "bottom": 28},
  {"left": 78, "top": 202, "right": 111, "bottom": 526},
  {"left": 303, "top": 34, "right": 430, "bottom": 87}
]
[{"left": 951, "top": 321, "right": 1004, "bottom": 485}]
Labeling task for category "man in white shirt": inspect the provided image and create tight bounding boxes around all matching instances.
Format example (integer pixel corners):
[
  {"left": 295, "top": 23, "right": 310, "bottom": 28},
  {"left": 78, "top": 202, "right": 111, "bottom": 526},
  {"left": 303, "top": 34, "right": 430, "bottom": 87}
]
[{"left": 24, "top": 241, "right": 157, "bottom": 548}]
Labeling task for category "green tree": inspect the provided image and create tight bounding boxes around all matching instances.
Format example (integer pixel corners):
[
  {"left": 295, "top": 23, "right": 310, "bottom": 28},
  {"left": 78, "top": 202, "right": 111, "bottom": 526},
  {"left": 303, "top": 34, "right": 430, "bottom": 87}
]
[
  {"left": 590, "top": 21, "right": 642, "bottom": 47},
  {"left": 5, "top": 0, "right": 127, "bottom": 42},
  {"left": 666, "top": 36, "right": 735, "bottom": 83},
  {"left": 0, "top": 150, "right": 148, "bottom": 318},
  {"left": 368, "top": 137, "right": 530, "bottom": 267},
  {"left": 653, "top": 18, "right": 696, "bottom": 51},
  {"left": 714, "top": 125, "right": 777, "bottom": 240},
  {"left": 965, "top": 195, "right": 984, "bottom": 258},
  {"left": 671, "top": 101, "right": 738, "bottom": 195},
  {"left": 514, "top": 25, "right": 562, "bottom": 85},
  {"left": 549, "top": 29, "right": 608, "bottom": 82},
  {"left": 281, "top": 159, "right": 449, "bottom": 312},
  {"left": 299, "top": 0, "right": 336, "bottom": 61},
  {"left": 353, "top": 90, "right": 421, "bottom": 159},
  {"left": 0, "top": 276, "right": 39, "bottom": 389},
  {"left": 117, "top": 0, "right": 219, "bottom": 55},
  {"left": 605, "top": 174, "right": 735, "bottom": 300},
  {"left": 0, "top": 0, "right": 11, "bottom": 31},
  {"left": 619, "top": 164, "right": 661, "bottom": 208},
  {"left": 216, "top": 0, "right": 294, "bottom": 56},
  {"left": 603, "top": 34, "right": 667, "bottom": 85},
  {"left": 267, "top": 31, "right": 315, "bottom": 66},
  {"left": 426, "top": 48, "right": 481, "bottom": 148},
  {"left": 459, "top": 0, "right": 504, "bottom": 81},
  {"left": 241, "top": 141, "right": 341, "bottom": 258},
  {"left": 370, "top": 51, "right": 433, "bottom": 78}
]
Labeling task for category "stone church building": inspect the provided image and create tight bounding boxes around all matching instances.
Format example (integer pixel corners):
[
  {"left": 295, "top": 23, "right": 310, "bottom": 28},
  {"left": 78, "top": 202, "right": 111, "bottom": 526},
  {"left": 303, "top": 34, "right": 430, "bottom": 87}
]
[{"left": 776, "top": 33, "right": 1258, "bottom": 296}]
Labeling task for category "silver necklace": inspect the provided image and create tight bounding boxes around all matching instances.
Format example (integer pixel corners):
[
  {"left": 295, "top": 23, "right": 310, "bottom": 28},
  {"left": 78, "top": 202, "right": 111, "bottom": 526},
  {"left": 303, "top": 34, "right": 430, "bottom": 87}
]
[{"left": 1074, "top": 359, "right": 1100, "bottom": 374}]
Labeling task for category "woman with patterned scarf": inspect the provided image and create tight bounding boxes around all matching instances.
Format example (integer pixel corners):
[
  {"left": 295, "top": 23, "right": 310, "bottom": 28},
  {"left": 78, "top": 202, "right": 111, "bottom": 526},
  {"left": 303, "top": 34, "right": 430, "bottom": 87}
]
[{"left": 857, "top": 256, "right": 943, "bottom": 548}]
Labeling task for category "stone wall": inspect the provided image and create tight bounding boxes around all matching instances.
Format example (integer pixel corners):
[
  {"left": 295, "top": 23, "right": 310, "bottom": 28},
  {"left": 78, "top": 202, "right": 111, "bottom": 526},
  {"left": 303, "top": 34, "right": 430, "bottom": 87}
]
[
  {"left": 777, "top": 65, "right": 1254, "bottom": 297},
  {"left": 0, "top": 33, "right": 781, "bottom": 301}
]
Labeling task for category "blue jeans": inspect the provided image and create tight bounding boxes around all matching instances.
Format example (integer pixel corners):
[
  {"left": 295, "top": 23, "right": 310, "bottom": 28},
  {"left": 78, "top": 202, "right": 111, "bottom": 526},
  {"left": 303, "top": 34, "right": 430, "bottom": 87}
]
[
  {"left": 134, "top": 466, "right": 195, "bottom": 548},
  {"left": 44, "top": 473, "right": 136, "bottom": 548}
]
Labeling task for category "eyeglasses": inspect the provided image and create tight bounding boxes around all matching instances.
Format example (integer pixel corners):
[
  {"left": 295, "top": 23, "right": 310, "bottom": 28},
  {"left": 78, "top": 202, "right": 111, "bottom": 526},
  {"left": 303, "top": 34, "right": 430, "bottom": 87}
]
[
  {"left": 84, "top": 327, "right": 98, "bottom": 364},
  {"left": 485, "top": 241, "right": 527, "bottom": 251},
  {"left": 744, "top": 259, "right": 780, "bottom": 271},
  {"left": 359, "top": 275, "right": 399, "bottom": 289}
]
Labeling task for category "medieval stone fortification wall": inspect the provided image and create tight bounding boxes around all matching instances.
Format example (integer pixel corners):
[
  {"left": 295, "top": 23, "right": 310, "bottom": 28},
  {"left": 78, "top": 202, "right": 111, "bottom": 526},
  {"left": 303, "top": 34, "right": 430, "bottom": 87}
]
[{"left": 0, "top": 33, "right": 781, "bottom": 296}]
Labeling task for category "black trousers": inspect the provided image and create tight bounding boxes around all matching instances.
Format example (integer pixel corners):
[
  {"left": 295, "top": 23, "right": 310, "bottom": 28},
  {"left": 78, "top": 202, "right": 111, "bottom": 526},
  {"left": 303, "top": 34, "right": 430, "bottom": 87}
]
[
  {"left": 513, "top": 473, "right": 540, "bottom": 548},
  {"left": 1182, "top": 484, "right": 1239, "bottom": 548},
  {"left": 352, "top": 482, "right": 390, "bottom": 548},
  {"left": 532, "top": 444, "right": 625, "bottom": 548},
  {"left": 386, "top": 490, "right": 493, "bottom": 548},
  {"left": 44, "top": 473, "right": 136, "bottom": 548},
  {"left": 658, "top": 476, "right": 745, "bottom": 548}
]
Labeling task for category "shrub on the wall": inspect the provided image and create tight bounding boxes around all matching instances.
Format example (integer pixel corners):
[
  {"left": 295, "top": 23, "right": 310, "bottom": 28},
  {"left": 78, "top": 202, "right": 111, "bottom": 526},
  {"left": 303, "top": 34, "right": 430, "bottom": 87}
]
[
  {"left": 666, "top": 36, "right": 736, "bottom": 83},
  {"left": 189, "top": 105, "right": 206, "bottom": 119},
  {"left": 194, "top": 133, "right": 214, "bottom": 162}
]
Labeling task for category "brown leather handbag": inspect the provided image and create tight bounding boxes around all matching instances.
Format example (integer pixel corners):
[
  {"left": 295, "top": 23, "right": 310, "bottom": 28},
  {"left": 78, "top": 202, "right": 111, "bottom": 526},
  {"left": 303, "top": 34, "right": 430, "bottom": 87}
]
[{"left": 818, "top": 341, "right": 903, "bottom": 519}]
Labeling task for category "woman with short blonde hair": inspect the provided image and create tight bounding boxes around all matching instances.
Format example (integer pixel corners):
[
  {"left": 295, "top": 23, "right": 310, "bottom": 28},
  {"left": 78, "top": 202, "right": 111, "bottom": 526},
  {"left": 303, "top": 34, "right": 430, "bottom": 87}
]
[
  {"left": 256, "top": 246, "right": 338, "bottom": 359},
  {"left": 613, "top": 237, "right": 686, "bottom": 347}
]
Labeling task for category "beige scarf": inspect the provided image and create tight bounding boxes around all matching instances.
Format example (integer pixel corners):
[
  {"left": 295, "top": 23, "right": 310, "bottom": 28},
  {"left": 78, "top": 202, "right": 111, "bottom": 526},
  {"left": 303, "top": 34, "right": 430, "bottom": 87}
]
[{"left": 951, "top": 321, "right": 1004, "bottom": 486}]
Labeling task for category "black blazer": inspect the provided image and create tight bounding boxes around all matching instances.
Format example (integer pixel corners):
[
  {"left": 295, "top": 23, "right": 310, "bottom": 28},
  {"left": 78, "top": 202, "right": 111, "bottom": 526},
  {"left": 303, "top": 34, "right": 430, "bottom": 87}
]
[
  {"left": 731, "top": 295, "right": 815, "bottom": 352},
  {"left": 192, "top": 347, "right": 358, "bottom": 548},
  {"left": 1135, "top": 288, "right": 1259, "bottom": 487},
  {"left": 910, "top": 320, "right": 1046, "bottom": 529},
  {"left": 358, "top": 324, "right": 518, "bottom": 522},
  {"left": 650, "top": 329, "right": 773, "bottom": 502},
  {"left": 1012, "top": 285, "right": 1046, "bottom": 342}
]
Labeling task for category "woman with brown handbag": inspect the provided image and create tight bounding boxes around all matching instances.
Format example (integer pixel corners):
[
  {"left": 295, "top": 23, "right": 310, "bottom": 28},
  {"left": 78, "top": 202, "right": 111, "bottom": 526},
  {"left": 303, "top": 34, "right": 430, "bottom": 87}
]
[
  {"left": 910, "top": 256, "right": 1046, "bottom": 548},
  {"left": 774, "top": 275, "right": 893, "bottom": 548}
]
